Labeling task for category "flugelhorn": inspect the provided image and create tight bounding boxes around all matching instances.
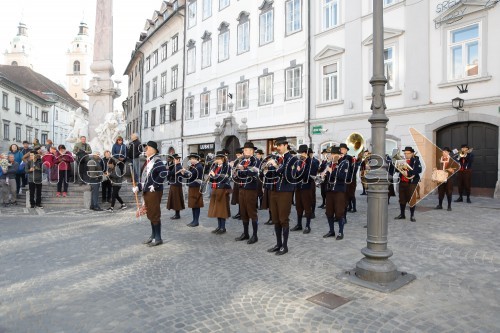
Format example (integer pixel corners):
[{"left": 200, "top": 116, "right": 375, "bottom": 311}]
[{"left": 391, "top": 151, "right": 414, "bottom": 179}]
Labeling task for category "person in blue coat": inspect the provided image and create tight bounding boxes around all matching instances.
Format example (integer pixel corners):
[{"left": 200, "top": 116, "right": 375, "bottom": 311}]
[
  {"left": 324, "top": 146, "right": 351, "bottom": 240},
  {"left": 111, "top": 136, "right": 127, "bottom": 176},
  {"left": 265, "top": 137, "right": 299, "bottom": 256},
  {"left": 181, "top": 153, "right": 204, "bottom": 227}
]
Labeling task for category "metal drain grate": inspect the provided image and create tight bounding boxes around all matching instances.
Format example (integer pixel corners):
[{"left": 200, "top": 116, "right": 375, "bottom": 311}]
[{"left": 306, "top": 291, "right": 350, "bottom": 310}]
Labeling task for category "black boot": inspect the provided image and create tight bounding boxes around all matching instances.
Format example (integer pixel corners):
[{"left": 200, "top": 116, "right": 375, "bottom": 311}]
[
  {"left": 395, "top": 204, "right": 406, "bottom": 219},
  {"left": 143, "top": 222, "right": 155, "bottom": 244},
  {"left": 291, "top": 215, "right": 303, "bottom": 231},
  {"left": 466, "top": 196, "right": 471, "bottom": 203},
  {"left": 336, "top": 218, "right": 345, "bottom": 240},
  {"left": 318, "top": 197, "right": 326, "bottom": 208},
  {"left": 148, "top": 224, "right": 163, "bottom": 246},
  {"left": 361, "top": 188, "right": 367, "bottom": 195},
  {"left": 303, "top": 217, "right": 311, "bottom": 234},
  {"left": 232, "top": 210, "right": 241, "bottom": 219},
  {"left": 212, "top": 218, "right": 221, "bottom": 233},
  {"left": 311, "top": 205, "right": 316, "bottom": 219},
  {"left": 264, "top": 211, "right": 273, "bottom": 225},
  {"left": 248, "top": 220, "right": 258, "bottom": 244},
  {"left": 276, "top": 227, "right": 289, "bottom": 255},
  {"left": 171, "top": 210, "right": 180, "bottom": 219},
  {"left": 436, "top": 197, "right": 443, "bottom": 209},
  {"left": 447, "top": 195, "right": 452, "bottom": 211},
  {"left": 410, "top": 206, "right": 416, "bottom": 222},
  {"left": 268, "top": 225, "right": 282, "bottom": 252},
  {"left": 455, "top": 196, "right": 463, "bottom": 202},
  {"left": 235, "top": 223, "right": 250, "bottom": 241},
  {"left": 323, "top": 218, "right": 335, "bottom": 238},
  {"left": 351, "top": 198, "right": 357, "bottom": 212}
]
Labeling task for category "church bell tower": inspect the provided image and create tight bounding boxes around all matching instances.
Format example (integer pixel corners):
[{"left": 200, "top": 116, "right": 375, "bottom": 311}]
[{"left": 66, "top": 21, "right": 92, "bottom": 108}]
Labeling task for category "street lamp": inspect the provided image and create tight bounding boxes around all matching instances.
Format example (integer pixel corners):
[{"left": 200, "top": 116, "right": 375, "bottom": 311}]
[
  {"left": 340, "top": 0, "right": 415, "bottom": 292},
  {"left": 452, "top": 97, "right": 464, "bottom": 111}
]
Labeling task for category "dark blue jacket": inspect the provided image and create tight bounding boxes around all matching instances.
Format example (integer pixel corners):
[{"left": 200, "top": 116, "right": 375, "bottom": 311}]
[
  {"left": 168, "top": 163, "right": 183, "bottom": 186},
  {"left": 235, "top": 156, "right": 259, "bottom": 190},
  {"left": 458, "top": 153, "right": 473, "bottom": 170},
  {"left": 210, "top": 162, "right": 231, "bottom": 189},
  {"left": 112, "top": 143, "right": 127, "bottom": 161},
  {"left": 398, "top": 156, "right": 422, "bottom": 185},
  {"left": 179, "top": 162, "right": 203, "bottom": 188},
  {"left": 296, "top": 157, "right": 319, "bottom": 190},
  {"left": 139, "top": 154, "right": 167, "bottom": 193},
  {"left": 326, "top": 158, "right": 351, "bottom": 192},
  {"left": 266, "top": 152, "right": 299, "bottom": 192}
]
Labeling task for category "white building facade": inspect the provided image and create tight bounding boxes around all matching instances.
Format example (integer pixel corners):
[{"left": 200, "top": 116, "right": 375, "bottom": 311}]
[
  {"left": 182, "top": 0, "right": 309, "bottom": 158},
  {"left": 0, "top": 75, "right": 53, "bottom": 152},
  {"left": 0, "top": 65, "right": 87, "bottom": 152},
  {"left": 310, "top": 0, "right": 500, "bottom": 196},
  {"left": 126, "top": 0, "right": 186, "bottom": 156}
]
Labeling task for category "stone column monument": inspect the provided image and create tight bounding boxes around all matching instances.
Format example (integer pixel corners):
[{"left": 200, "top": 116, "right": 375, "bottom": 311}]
[{"left": 84, "top": 0, "right": 121, "bottom": 153}]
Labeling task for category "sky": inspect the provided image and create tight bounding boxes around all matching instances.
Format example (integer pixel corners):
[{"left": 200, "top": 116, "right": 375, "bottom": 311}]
[{"left": 0, "top": 0, "right": 162, "bottom": 106}]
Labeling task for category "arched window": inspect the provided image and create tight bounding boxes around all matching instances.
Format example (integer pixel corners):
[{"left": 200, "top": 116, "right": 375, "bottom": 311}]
[
  {"left": 73, "top": 60, "right": 80, "bottom": 74},
  {"left": 11, "top": 61, "right": 18, "bottom": 66}
]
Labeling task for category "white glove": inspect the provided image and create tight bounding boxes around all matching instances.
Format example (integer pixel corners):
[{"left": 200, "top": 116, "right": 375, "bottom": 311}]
[
  {"left": 148, "top": 185, "right": 155, "bottom": 192},
  {"left": 132, "top": 186, "right": 139, "bottom": 193}
]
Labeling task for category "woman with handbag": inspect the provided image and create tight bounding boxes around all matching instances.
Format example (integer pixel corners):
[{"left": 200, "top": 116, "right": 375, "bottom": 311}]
[
  {"left": 207, "top": 151, "right": 231, "bottom": 234},
  {"left": 434, "top": 147, "right": 457, "bottom": 211}
]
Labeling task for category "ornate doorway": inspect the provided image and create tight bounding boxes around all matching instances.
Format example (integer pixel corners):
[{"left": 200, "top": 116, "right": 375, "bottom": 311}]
[
  {"left": 436, "top": 122, "right": 498, "bottom": 195},
  {"left": 224, "top": 136, "right": 240, "bottom": 161}
]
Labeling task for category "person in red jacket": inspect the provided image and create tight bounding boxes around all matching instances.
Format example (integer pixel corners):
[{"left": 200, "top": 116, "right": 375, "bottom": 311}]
[{"left": 55, "top": 145, "right": 75, "bottom": 197}]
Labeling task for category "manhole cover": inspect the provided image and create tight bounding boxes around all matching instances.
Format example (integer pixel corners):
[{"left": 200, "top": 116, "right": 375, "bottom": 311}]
[{"left": 306, "top": 291, "right": 350, "bottom": 310}]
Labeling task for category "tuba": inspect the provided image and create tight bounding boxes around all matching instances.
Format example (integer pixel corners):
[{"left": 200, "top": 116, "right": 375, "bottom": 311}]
[{"left": 346, "top": 132, "right": 365, "bottom": 159}]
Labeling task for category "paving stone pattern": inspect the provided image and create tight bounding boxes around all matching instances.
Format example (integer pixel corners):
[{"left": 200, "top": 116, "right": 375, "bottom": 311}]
[{"left": 0, "top": 192, "right": 499, "bottom": 332}]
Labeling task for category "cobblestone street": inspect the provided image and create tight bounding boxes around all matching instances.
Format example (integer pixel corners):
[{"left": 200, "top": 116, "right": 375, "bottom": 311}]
[{"left": 0, "top": 192, "right": 499, "bottom": 333}]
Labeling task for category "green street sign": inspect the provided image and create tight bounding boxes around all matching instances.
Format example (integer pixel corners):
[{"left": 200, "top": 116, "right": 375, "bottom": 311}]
[{"left": 312, "top": 126, "right": 323, "bottom": 135}]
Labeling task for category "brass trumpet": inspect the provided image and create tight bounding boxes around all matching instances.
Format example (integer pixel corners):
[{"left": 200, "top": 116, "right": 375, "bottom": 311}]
[{"left": 452, "top": 148, "right": 473, "bottom": 158}]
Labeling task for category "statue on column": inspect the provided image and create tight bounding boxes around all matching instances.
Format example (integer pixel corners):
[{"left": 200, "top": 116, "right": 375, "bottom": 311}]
[{"left": 89, "top": 109, "right": 126, "bottom": 153}]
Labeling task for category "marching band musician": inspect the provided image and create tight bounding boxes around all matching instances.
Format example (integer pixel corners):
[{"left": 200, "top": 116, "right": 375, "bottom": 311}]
[
  {"left": 230, "top": 148, "right": 243, "bottom": 219},
  {"left": 394, "top": 146, "right": 422, "bottom": 222},
  {"left": 308, "top": 148, "right": 319, "bottom": 219},
  {"left": 208, "top": 151, "right": 232, "bottom": 234},
  {"left": 360, "top": 150, "right": 370, "bottom": 196},
  {"left": 132, "top": 141, "right": 168, "bottom": 247},
  {"left": 338, "top": 143, "right": 352, "bottom": 224},
  {"left": 346, "top": 151, "right": 361, "bottom": 213},
  {"left": 266, "top": 137, "right": 299, "bottom": 256},
  {"left": 435, "top": 147, "right": 456, "bottom": 211},
  {"left": 318, "top": 149, "right": 329, "bottom": 208},
  {"left": 323, "top": 146, "right": 351, "bottom": 240},
  {"left": 166, "top": 154, "right": 185, "bottom": 219},
  {"left": 255, "top": 149, "right": 265, "bottom": 209},
  {"left": 386, "top": 153, "right": 396, "bottom": 204},
  {"left": 455, "top": 144, "right": 474, "bottom": 204},
  {"left": 234, "top": 142, "right": 260, "bottom": 244},
  {"left": 290, "top": 145, "right": 319, "bottom": 234},
  {"left": 181, "top": 153, "right": 204, "bottom": 227},
  {"left": 260, "top": 153, "right": 276, "bottom": 225}
]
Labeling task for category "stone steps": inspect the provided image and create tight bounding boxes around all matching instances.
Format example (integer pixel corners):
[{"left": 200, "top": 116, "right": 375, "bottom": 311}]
[{"left": 20, "top": 180, "right": 140, "bottom": 208}]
